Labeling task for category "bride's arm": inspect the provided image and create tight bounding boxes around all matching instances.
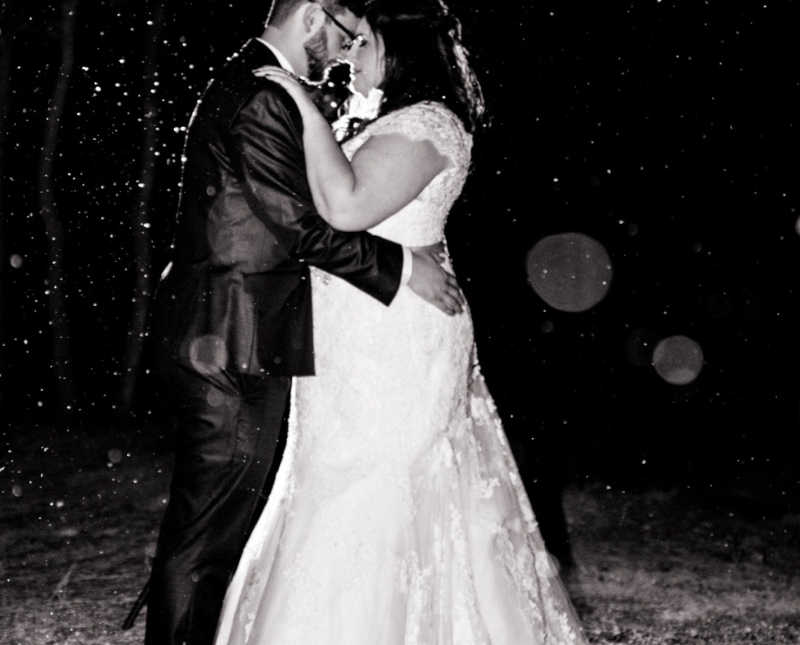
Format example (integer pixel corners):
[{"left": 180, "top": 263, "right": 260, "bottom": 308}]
[{"left": 255, "top": 66, "right": 448, "bottom": 232}]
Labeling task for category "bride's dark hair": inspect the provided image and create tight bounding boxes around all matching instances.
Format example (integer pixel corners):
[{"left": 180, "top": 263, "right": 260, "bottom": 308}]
[{"left": 364, "top": 0, "right": 485, "bottom": 132}]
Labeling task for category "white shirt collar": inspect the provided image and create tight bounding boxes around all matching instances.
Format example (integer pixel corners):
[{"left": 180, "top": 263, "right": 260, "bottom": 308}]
[{"left": 255, "top": 38, "right": 296, "bottom": 75}]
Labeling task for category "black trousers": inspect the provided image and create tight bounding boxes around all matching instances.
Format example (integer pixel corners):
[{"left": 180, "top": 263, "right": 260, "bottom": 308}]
[{"left": 127, "top": 359, "right": 291, "bottom": 645}]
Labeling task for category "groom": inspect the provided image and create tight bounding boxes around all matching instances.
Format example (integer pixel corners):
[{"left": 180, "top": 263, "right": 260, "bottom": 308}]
[{"left": 123, "top": 1, "right": 462, "bottom": 643}]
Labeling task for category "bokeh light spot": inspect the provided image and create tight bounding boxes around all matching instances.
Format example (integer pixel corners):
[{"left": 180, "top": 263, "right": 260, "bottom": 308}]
[
  {"left": 206, "top": 388, "right": 225, "bottom": 407},
  {"left": 651, "top": 335, "right": 704, "bottom": 385},
  {"left": 9, "top": 254, "right": 23, "bottom": 269},
  {"left": 107, "top": 448, "right": 123, "bottom": 464},
  {"left": 526, "top": 233, "right": 612, "bottom": 312}
]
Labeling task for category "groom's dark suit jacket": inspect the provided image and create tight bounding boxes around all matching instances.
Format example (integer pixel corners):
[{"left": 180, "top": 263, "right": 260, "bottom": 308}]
[{"left": 154, "top": 40, "right": 404, "bottom": 376}]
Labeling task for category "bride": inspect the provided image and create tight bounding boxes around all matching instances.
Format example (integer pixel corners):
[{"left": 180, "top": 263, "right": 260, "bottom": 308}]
[{"left": 214, "top": 1, "right": 587, "bottom": 642}]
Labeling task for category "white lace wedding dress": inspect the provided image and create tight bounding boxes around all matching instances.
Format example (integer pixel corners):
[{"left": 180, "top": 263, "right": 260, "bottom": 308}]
[{"left": 214, "top": 101, "right": 588, "bottom": 645}]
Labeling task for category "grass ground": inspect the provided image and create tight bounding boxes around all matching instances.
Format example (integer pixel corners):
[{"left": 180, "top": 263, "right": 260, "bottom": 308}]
[{"left": 1, "top": 423, "right": 798, "bottom": 644}]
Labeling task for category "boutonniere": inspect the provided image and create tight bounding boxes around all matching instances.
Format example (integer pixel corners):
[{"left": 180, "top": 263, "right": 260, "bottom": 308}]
[
  {"left": 332, "top": 88, "right": 384, "bottom": 142},
  {"left": 346, "top": 87, "right": 384, "bottom": 121}
]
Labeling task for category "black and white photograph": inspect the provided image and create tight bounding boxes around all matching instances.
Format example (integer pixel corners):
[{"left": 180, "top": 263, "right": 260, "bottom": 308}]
[{"left": 1, "top": 1, "right": 799, "bottom": 643}]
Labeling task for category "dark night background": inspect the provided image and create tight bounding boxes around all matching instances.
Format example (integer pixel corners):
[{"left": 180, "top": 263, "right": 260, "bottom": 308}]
[
  {"left": 4, "top": 0, "right": 798, "bottom": 494},
  {"left": 1, "top": 1, "right": 800, "bottom": 641}
]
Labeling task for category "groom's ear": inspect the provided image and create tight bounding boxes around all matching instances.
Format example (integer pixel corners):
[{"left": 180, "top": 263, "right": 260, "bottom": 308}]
[{"left": 300, "top": 3, "right": 325, "bottom": 37}]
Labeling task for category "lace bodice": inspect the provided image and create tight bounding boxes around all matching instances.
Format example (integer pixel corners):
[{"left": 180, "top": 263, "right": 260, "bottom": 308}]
[{"left": 342, "top": 101, "right": 472, "bottom": 246}]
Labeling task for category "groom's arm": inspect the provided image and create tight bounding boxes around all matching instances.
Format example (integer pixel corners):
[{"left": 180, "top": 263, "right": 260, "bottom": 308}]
[{"left": 231, "top": 84, "right": 404, "bottom": 305}]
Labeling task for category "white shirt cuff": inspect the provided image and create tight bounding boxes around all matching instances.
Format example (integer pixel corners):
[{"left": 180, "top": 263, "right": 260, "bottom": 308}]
[{"left": 401, "top": 246, "right": 413, "bottom": 286}]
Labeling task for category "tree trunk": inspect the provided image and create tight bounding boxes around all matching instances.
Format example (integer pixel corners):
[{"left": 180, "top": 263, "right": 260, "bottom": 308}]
[
  {"left": 37, "top": 0, "right": 78, "bottom": 411},
  {"left": 117, "top": 0, "right": 167, "bottom": 413},
  {"left": 0, "top": 29, "right": 12, "bottom": 408}
]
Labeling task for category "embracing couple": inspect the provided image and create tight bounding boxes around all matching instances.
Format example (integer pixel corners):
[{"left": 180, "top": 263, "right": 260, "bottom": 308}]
[{"left": 124, "top": 0, "right": 588, "bottom": 643}]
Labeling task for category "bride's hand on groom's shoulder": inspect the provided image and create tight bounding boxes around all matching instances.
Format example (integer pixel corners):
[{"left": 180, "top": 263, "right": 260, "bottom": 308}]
[
  {"left": 408, "top": 243, "right": 465, "bottom": 316},
  {"left": 253, "top": 66, "right": 315, "bottom": 113}
]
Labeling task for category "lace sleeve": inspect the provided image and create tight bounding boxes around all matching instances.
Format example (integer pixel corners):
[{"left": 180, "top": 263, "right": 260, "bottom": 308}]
[{"left": 366, "top": 101, "right": 472, "bottom": 170}]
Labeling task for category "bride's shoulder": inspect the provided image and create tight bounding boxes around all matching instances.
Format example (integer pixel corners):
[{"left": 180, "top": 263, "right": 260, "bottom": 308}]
[
  {"left": 371, "top": 101, "right": 471, "bottom": 154},
  {"left": 380, "top": 101, "right": 464, "bottom": 130}
]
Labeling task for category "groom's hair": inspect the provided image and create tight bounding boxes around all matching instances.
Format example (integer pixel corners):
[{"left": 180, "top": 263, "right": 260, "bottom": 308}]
[{"left": 268, "top": 0, "right": 367, "bottom": 26}]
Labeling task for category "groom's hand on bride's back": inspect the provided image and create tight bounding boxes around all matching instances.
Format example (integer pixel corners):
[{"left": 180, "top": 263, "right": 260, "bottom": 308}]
[{"left": 408, "top": 243, "right": 465, "bottom": 316}]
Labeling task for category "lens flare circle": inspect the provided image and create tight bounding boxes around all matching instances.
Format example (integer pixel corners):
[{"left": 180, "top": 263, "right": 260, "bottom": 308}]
[
  {"left": 526, "top": 232, "right": 612, "bottom": 312},
  {"left": 651, "top": 335, "right": 704, "bottom": 385}
]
